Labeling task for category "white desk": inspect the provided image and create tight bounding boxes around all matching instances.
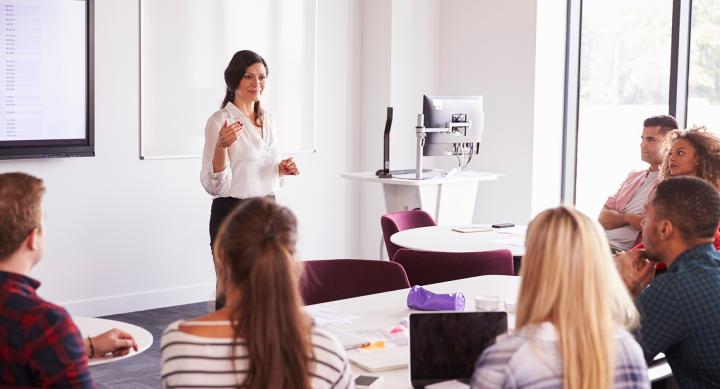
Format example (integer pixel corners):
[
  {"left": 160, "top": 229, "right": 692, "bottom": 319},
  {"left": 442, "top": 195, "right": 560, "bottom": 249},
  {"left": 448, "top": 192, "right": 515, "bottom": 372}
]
[
  {"left": 307, "top": 275, "right": 671, "bottom": 388},
  {"left": 390, "top": 225, "right": 526, "bottom": 257},
  {"left": 342, "top": 171, "right": 500, "bottom": 225},
  {"left": 73, "top": 316, "right": 153, "bottom": 366}
]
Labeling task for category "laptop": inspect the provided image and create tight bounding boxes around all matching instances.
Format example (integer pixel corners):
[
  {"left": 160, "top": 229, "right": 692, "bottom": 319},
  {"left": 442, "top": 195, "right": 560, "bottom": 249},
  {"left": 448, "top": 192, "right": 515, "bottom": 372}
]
[{"left": 409, "top": 311, "right": 508, "bottom": 388}]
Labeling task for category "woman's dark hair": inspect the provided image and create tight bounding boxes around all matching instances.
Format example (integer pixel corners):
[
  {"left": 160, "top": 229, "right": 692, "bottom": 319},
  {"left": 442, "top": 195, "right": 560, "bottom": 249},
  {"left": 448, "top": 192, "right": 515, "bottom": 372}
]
[
  {"left": 214, "top": 197, "right": 313, "bottom": 389},
  {"left": 221, "top": 50, "right": 268, "bottom": 128}
]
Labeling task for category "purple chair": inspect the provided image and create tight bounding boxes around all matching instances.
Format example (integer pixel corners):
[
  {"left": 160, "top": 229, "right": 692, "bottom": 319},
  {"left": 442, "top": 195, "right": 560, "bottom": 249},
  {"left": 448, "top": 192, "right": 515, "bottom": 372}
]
[
  {"left": 392, "top": 248, "right": 514, "bottom": 286},
  {"left": 381, "top": 210, "right": 436, "bottom": 261},
  {"left": 300, "top": 259, "right": 411, "bottom": 305}
]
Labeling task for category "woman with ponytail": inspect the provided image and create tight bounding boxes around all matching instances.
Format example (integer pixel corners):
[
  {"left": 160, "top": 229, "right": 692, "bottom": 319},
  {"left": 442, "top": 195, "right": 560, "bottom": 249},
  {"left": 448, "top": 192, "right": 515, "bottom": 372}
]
[
  {"left": 471, "top": 206, "right": 649, "bottom": 389},
  {"left": 200, "top": 50, "right": 300, "bottom": 309},
  {"left": 160, "top": 198, "right": 354, "bottom": 389}
]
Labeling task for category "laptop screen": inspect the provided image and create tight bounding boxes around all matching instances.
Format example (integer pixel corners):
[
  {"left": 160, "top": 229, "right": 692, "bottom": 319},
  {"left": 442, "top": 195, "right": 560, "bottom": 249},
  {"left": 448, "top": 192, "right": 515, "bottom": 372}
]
[{"left": 409, "top": 312, "right": 508, "bottom": 387}]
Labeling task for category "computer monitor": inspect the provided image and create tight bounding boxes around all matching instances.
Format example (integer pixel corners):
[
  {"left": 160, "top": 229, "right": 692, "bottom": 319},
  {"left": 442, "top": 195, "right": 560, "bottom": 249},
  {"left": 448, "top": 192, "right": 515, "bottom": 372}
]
[{"left": 422, "top": 95, "right": 484, "bottom": 157}]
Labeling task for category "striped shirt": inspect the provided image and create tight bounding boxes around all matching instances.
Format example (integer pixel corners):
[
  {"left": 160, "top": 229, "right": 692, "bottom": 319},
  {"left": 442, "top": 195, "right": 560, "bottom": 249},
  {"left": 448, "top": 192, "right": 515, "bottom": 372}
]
[
  {"left": 471, "top": 322, "right": 650, "bottom": 389},
  {"left": 160, "top": 320, "right": 355, "bottom": 389}
]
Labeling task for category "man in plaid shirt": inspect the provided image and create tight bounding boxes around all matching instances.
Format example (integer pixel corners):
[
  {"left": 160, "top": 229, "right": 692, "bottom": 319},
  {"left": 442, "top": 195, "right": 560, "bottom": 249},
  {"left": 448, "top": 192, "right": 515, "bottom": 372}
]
[
  {"left": 617, "top": 176, "right": 720, "bottom": 388},
  {"left": 0, "top": 173, "right": 138, "bottom": 387}
]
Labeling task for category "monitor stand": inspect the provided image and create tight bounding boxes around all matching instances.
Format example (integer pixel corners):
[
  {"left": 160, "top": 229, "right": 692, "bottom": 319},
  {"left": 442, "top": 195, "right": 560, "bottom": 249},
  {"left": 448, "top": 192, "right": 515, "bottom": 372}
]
[{"left": 376, "top": 107, "right": 394, "bottom": 178}]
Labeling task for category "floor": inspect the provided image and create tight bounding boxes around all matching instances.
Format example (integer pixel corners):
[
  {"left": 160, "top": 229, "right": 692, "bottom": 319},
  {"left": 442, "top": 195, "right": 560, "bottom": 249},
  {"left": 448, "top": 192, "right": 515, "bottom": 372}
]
[{"left": 90, "top": 301, "right": 211, "bottom": 388}]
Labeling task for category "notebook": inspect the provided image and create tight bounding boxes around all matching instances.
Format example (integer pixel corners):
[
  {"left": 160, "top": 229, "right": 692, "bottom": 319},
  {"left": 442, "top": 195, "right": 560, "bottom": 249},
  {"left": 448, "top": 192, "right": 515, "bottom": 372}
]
[
  {"left": 347, "top": 346, "right": 409, "bottom": 372},
  {"left": 451, "top": 225, "right": 492, "bottom": 233},
  {"left": 324, "top": 327, "right": 372, "bottom": 350},
  {"left": 409, "top": 312, "right": 508, "bottom": 388}
]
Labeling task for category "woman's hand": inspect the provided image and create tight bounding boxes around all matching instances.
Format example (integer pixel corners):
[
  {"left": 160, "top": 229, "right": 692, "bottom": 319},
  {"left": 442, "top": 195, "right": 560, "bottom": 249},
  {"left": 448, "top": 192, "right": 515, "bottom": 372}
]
[
  {"left": 279, "top": 157, "right": 300, "bottom": 176},
  {"left": 217, "top": 120, "right": 243, "bottom": 149}
]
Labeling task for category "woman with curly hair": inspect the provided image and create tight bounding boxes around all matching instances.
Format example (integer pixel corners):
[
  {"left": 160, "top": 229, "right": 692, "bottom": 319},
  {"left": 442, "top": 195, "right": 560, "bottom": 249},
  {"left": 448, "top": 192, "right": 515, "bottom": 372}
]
[
  {"left": 628, "top": 126, "right": 720, "bottom": 260},
  {"left": 659, "top": 126, "right": 720, "bottom": 190}
]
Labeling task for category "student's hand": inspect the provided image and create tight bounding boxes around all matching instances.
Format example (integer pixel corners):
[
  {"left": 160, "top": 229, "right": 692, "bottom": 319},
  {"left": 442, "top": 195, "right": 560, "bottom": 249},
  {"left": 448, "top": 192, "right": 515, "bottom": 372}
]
[
  {"left": 90, "top": 328, "right": 138, "bottom": 357},
  {"left": 217, "top": 120, "right": 242, "bottom": 149},
  {"left": 614, "top": 249, "right": 655, "bottom": 298},
  {"left": 279, "top": 157, "right": 299, "bottom": 176}
]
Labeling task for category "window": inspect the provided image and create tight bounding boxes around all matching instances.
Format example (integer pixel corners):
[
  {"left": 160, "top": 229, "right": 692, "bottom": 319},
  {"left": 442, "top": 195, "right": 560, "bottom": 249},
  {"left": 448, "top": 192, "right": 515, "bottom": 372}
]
[
  {"left": 574, "top": 0, "right": 673, "bottom": 217},
  {"left": 687, "top": 0, "right": 720, "bottom": 131}
]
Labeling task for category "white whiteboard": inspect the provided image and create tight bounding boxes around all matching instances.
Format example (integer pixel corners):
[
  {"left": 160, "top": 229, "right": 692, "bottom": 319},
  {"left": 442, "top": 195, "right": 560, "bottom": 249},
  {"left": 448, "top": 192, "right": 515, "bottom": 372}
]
[{"left": 139, "top": 0, "right": 317, "bottom": 159}]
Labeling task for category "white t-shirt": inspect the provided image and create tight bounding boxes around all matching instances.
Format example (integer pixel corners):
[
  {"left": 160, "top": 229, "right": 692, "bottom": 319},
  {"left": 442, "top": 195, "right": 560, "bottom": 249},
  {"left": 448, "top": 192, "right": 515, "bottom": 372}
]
[
  {"left": 606, "top": 171, "right": 659, "bottom": 250},
  {"left": 161, "top": 320, "right": 355, "bottom": 389},
  {"left": 200, "top": 102, "right": 281, "bottom": 199}
]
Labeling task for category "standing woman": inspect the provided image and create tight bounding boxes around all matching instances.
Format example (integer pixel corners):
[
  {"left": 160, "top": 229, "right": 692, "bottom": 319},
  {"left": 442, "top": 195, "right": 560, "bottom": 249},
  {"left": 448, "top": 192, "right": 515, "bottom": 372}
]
[{"left": 201, "top": 50, "right": 299, "bottom": 308}]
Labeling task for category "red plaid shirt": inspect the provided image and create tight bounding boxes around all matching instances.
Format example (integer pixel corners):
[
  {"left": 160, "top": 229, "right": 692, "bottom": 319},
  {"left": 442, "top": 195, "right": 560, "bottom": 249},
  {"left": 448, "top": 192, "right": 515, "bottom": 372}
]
[{"left": 0, "top": 271, "right": 93, "bottom": 388}]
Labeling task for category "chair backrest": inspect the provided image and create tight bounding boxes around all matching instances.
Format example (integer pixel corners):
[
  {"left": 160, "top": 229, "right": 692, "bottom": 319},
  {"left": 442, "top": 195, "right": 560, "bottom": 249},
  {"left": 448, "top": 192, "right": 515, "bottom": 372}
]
[
  {"left": 380, "top": 210, "right": 436, "bottom": 261},
  {"left": 392, "top": 248, "right": 514, "bottom": 286},
  {"left": 300, "top": 259, "right": 411, "bottom": 305}
]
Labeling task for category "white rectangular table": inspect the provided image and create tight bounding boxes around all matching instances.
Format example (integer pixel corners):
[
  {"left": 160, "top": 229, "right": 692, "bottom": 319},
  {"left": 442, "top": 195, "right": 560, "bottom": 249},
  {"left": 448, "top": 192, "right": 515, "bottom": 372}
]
[{"left": 306, "top": 275, "right": 672, "bottom": 388}]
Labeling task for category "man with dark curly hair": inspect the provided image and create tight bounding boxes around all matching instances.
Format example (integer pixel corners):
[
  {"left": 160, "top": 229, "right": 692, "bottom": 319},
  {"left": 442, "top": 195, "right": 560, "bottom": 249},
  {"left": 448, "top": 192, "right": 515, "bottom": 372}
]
[{"left": 616, "top": 176, "right": 720, "bottom": 387}]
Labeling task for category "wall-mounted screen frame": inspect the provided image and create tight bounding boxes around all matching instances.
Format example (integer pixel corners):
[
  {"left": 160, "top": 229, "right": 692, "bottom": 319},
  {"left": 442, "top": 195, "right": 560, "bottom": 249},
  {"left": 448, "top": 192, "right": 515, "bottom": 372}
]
[{"left": 0, "top": 0, "right": 94, "bottom": 160}]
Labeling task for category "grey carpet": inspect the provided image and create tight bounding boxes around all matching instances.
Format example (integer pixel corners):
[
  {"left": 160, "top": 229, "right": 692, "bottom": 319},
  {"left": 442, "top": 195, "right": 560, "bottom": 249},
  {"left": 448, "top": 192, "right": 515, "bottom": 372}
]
[{"left": 90, "top": 301, "right": 212, "bottom": 388}]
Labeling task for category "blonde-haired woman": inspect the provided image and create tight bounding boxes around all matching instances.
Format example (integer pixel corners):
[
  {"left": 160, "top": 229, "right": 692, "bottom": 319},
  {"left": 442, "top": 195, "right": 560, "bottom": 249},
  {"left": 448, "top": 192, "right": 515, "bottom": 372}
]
[{"left": 471, "top": 206, "right": 649, "bottom": 389}]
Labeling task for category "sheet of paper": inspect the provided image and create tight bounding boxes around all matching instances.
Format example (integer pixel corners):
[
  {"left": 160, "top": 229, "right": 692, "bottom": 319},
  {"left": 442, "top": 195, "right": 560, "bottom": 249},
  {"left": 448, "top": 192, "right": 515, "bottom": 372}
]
[
  {"left": 303, "top": 306, "right": 358, "bottom": 326},
  {"left": 452, "top": 224, "right": 492, "bottom": 233}
]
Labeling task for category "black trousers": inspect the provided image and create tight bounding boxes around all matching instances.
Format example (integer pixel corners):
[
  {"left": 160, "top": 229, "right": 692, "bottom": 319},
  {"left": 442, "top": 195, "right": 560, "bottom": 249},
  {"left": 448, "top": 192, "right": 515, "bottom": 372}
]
[
  {"left": 209, "top": 195, "right": 274, "bottom": 310},
  {"left": 209, "top": 195, "right": 276, "bottom": 250}
]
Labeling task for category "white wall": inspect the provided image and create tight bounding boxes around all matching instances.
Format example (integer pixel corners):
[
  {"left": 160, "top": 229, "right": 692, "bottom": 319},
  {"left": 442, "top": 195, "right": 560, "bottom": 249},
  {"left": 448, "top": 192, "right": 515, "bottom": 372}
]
[
  {"left": 355, "top": 0, "right": 442, "bottom": 259},
  {"left": 437, "top": 0, "right": 539, "bottom": 225},
  {"left": 0, "top": 0, "right": 565, "bottom": 315},
  {"left": 353, "top": 0, "right": 566, "bottom": 258},
  {"left": 0, "top": 0, "right": 362, "bottom": 316}
]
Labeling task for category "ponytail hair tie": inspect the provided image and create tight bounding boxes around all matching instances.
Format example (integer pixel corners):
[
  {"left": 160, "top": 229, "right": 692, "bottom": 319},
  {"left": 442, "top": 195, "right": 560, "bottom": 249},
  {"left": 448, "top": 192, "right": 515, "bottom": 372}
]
[{"left": 263, "top": 224, "right": 276, "bottom": 240}]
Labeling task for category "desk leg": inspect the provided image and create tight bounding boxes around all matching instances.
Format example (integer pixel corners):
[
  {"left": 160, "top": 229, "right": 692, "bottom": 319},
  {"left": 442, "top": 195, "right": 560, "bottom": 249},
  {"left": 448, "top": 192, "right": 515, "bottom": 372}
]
[
  {"left": 381, "top": 184, "right": 441, "bottom": 223},
  {"left": 436, "top": 181, "right": 480, "bottom": 224}
]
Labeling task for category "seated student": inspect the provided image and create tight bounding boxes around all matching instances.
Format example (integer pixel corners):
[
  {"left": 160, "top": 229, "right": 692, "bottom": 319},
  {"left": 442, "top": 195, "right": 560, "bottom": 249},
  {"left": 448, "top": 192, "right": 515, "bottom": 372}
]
[
  {"left": 630, "top": 127, "right": 720, "bottom": 253},
  {"left": 0, "top": 172, "right": 138, "bottom": 388},
  {"left": 160, "top": 197, "right": 354, "bottom": 388},
  {"left": 471, "top": 206, "right": 649, "bottom": 388},
  {"left": 616, "top": 176, "right": 720, "bottom": 387},
  {"left": 600, "top": 115, "right": 678, "bottom": 252}
]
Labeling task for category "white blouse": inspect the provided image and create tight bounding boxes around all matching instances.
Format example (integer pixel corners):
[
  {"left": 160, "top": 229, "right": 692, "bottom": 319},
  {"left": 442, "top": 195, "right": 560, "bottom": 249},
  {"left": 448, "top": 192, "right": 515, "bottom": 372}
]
[{"left": 200, "top": 102, "right": 281, "bottom": 199}]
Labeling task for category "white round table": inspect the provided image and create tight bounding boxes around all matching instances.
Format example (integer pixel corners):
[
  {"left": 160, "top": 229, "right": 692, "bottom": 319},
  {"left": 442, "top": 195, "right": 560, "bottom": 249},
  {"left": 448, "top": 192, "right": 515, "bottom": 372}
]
[
  {"left": 73, "top": 316, "right": 153, "bottom": 366},
  {"left": 390, "top": 225, "right": 526, "bottom": 256}
]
